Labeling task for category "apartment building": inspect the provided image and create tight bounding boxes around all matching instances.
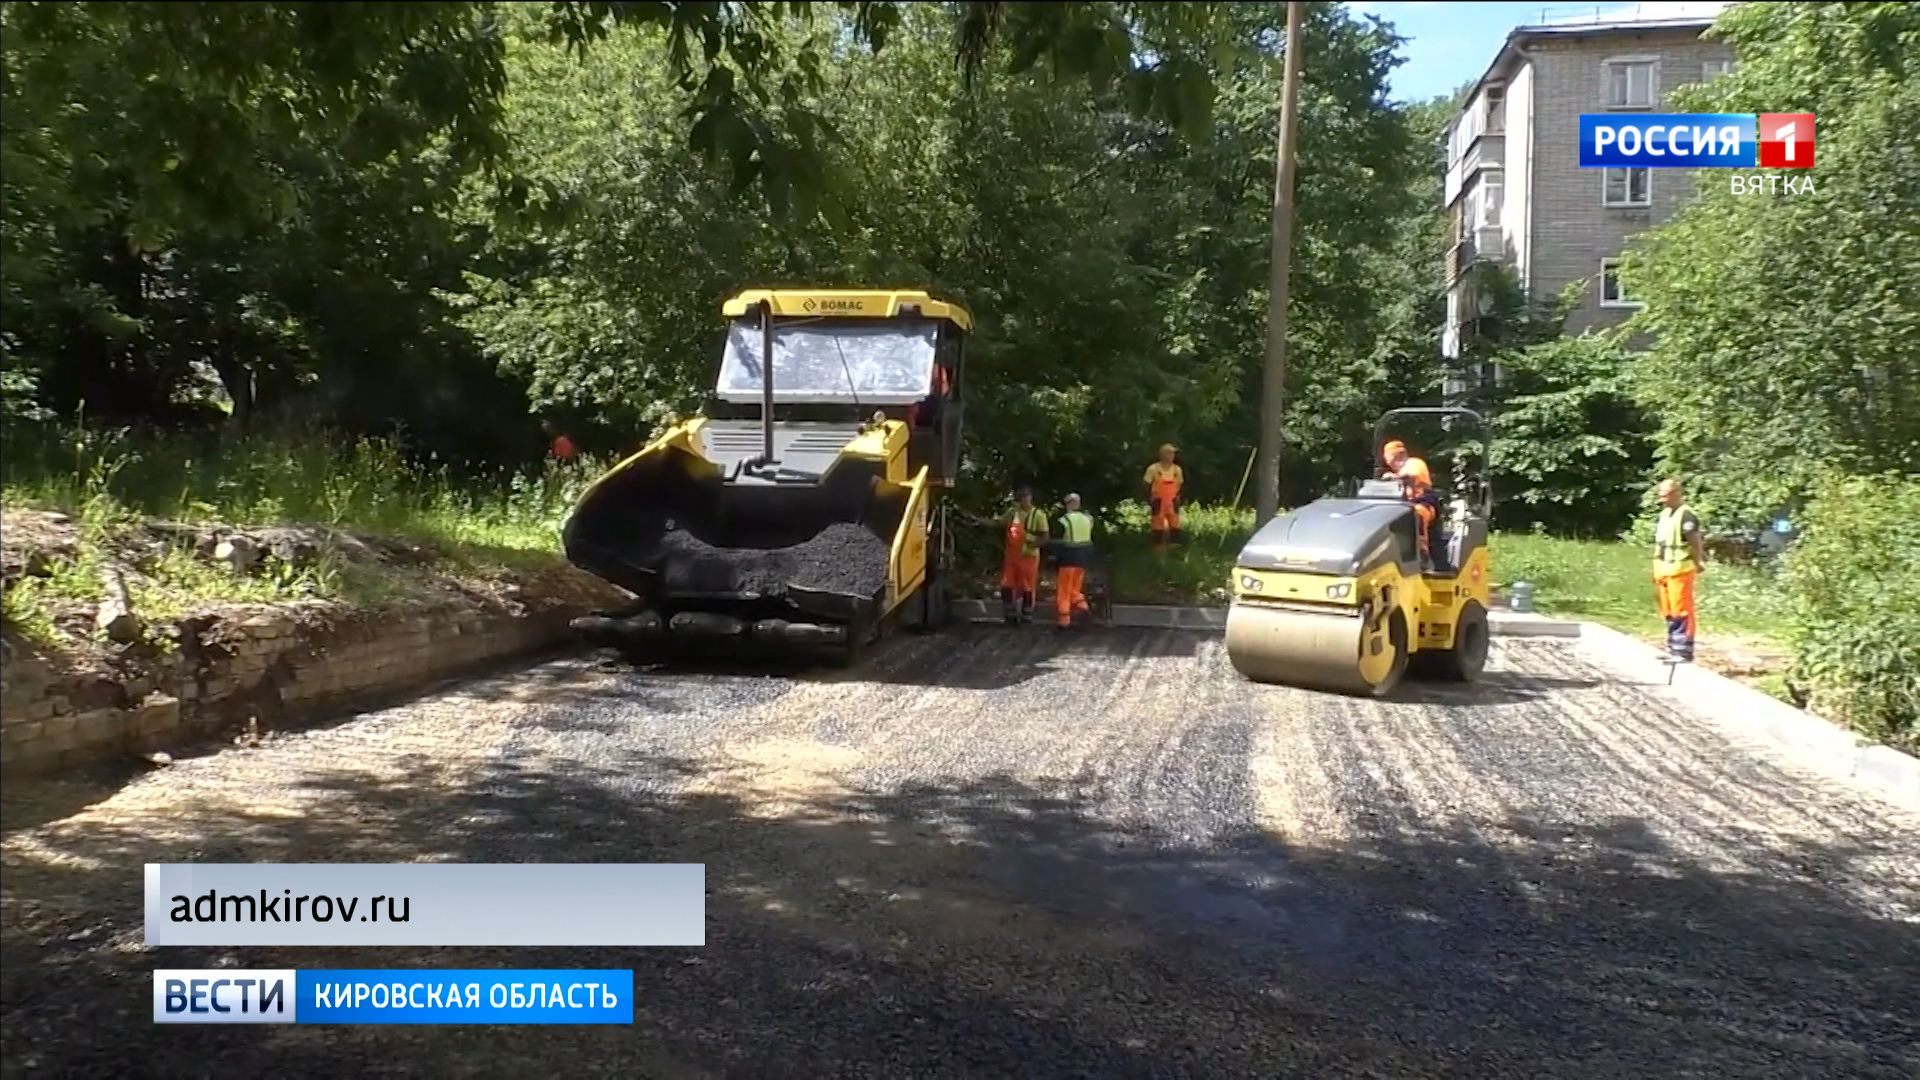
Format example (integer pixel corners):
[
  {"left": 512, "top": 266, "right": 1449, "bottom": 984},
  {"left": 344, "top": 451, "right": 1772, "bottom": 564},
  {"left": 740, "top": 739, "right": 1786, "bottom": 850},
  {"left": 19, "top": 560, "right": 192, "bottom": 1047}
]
[{"left": 1441, "top": 3, "right": 1736, "bottom": 367}]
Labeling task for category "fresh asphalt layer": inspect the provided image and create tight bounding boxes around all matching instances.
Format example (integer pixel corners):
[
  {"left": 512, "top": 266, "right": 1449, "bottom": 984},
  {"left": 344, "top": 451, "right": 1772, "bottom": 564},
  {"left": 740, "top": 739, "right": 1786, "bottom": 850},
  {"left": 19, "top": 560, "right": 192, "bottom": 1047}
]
[{"left": 4, "top": 626, "right": 1917, "bottom": 1078}]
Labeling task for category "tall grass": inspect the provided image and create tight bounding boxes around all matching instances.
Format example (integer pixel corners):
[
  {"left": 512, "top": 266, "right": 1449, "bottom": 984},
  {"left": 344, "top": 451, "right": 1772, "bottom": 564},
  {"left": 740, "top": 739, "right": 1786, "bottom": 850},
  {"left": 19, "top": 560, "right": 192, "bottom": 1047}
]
[{"left": 0, "top": 424, "right": 606, "bottom": 554}]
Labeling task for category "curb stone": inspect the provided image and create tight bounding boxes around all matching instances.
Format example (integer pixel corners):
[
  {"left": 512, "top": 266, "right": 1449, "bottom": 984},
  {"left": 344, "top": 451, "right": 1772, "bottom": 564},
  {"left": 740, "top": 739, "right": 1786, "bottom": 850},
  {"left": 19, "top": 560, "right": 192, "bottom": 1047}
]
[
  {"left": 951, "top": 600, "right": 1573, "bottom": 637},
  {"left": 1574, "top": 620, "right": 1920, "bottom": 813}
]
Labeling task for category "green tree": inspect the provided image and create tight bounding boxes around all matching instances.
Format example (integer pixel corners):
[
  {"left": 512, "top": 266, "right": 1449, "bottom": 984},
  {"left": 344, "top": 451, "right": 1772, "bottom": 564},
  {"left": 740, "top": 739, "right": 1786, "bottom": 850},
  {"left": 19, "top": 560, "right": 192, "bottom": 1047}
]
[{"left": 1620, "top": 0, "right": 1920, "bottom": 531}]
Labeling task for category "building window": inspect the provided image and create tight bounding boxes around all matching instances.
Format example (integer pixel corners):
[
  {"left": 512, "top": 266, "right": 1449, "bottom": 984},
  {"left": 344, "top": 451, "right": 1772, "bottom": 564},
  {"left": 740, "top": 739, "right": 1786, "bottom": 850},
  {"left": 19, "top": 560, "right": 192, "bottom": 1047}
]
[
  {"left": 1479, "top": 171, "right": 1503, "bottom": 228},
  {"left": 1605, "top": 60, "right": 1656, "bottom": 108},
  {"left": 1702, "top": 59, "right": 1735, "bottom": 81},
  {"left": 1485, "top": 85, "right": 1506, "bottom": 133},
  {"left": 1600, "top": 259, "right": 1641, "bottom": 308},
  {"left": 1603, "top": 166, "right": 1651, "bottom": 208}
]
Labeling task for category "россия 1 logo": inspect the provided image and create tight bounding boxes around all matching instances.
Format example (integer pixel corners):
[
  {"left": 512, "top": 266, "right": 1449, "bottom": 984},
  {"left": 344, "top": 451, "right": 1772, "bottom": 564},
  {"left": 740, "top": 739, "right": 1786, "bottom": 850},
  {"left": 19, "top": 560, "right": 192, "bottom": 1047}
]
[{"left": 1579, "top": 113, "right": 1815, "bottom": 169}]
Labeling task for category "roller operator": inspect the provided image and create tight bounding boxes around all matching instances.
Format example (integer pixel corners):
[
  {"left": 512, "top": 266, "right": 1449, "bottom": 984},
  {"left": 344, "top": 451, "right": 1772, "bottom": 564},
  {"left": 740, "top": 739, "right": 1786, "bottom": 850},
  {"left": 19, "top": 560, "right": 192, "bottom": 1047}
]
[{"left": 1382, "top": 439, "right": 1440, "bottom": 564}]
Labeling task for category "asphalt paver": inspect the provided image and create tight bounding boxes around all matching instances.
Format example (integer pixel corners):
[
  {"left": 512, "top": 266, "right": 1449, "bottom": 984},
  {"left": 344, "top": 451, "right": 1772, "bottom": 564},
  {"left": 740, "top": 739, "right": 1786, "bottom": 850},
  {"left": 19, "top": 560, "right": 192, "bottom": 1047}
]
[{"left": 4, "top": 629, "right": 1916, "bottom": 1078}]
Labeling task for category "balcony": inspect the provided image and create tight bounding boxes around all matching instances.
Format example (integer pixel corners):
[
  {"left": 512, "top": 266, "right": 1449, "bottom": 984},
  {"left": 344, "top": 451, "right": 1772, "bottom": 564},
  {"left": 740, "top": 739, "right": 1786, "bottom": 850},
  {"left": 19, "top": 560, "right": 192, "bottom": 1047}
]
[
  {"left": 1444, "top": 133, "right": 1506, "bottom": 206},
  {"left": 1445, "top": 226, "right": 1507, "bottom": 284}
]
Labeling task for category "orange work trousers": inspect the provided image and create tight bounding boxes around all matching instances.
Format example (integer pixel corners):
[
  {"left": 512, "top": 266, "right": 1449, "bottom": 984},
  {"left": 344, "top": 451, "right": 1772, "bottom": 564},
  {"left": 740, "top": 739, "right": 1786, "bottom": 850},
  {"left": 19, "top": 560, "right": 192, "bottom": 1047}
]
[
  {"left": 1150, "top": 485, "right": 1182, "bottom": 536},
  {"left": 1412, "top": 502, "right": 1435, "bottom": 555},
  {"left": 1055, "top": 566, "right": 1090, "bottom": 627},
  {"left": 1655, "top": 570, "right": 1698, "bottom": 660},
  {"left": 1001, "top": 553, "right": 1040, "bottom": 596}
]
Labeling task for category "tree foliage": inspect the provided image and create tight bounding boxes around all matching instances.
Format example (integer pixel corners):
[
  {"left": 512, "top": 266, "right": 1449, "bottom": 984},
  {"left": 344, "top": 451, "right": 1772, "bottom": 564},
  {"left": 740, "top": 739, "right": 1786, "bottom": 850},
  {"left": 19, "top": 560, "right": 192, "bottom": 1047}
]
[
  {"left": 454, "top": 1, "right": 1439, "bottom": 511},
  {"left": 1621, "top": 0, "right": 1920, "bottom": 531}
]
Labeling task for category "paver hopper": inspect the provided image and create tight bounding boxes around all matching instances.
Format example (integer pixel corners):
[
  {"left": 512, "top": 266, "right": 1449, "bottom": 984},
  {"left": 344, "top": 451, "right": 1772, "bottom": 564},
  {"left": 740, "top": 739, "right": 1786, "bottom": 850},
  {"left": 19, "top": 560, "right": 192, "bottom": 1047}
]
[{"left": 563, "top": 289, "right": 970, "bottom": 664}]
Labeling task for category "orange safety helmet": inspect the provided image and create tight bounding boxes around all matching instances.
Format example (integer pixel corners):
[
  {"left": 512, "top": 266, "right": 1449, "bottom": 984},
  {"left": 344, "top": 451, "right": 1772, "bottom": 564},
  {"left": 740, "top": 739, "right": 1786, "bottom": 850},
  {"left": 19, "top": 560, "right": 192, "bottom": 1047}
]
[{"left": 1382, "top": 439, "right": 1407, "bottom": 460}]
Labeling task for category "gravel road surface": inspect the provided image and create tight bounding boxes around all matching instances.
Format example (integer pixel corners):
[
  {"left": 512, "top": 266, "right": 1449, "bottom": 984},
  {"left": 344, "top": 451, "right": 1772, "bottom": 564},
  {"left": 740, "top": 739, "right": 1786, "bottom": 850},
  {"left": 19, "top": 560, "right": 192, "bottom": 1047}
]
[{"left": 4, "top": 628, "right": 1917, "bottom": 1078}]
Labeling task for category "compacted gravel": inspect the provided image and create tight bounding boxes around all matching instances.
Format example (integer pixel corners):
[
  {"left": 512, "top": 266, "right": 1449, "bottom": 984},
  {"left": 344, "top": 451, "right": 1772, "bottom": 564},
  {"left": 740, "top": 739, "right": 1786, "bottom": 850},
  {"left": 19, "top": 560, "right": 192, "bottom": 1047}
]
[{"left": 4, "top": 629, "right": 1917, "bottom": 1078}]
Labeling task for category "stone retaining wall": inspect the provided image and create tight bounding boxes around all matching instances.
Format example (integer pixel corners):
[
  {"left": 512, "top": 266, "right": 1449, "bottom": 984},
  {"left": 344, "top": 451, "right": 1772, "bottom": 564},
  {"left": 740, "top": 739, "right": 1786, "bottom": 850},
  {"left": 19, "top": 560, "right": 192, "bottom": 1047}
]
[{"left": 1, "top": 596, "right": 599, "bottom": 778}]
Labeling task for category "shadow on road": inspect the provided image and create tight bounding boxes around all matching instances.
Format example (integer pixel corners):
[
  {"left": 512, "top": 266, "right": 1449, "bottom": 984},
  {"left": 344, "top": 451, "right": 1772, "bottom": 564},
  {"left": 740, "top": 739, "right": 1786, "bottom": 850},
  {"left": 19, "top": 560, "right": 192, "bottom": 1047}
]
[
  {"left": 1395, "top": 671, "right": 1605, "bottom": 708},
  {"left": 5, "top": 750, "right": 1917, "bottom": 1078}
]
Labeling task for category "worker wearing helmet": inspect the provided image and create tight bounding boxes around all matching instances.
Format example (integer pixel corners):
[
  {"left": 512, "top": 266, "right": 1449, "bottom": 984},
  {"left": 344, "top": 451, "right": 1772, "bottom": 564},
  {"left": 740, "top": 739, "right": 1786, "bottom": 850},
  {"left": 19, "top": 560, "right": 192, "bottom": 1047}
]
[
  {"left": 1652, "top": 478, "right": 1707, "bottom": 663},
  {"left": 1382, "top": 439, "right": 1439, "bottom": 560},
  {"left": 1000, "top": 486, "right": 1048, "bottom": 624},
  {"left": 1143, "top": 444, "right": 1186, "bottom": 552},
  {"left": 1052, "top": 494, "right": 1096, "bottom": 630}
]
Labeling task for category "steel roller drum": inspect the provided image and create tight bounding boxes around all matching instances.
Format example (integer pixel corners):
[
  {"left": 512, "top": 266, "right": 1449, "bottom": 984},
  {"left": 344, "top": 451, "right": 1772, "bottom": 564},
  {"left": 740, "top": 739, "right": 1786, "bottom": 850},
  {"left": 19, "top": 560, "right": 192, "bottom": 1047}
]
[{"left": 1224, "top": 602, "right": 1409, "bottom": 698}]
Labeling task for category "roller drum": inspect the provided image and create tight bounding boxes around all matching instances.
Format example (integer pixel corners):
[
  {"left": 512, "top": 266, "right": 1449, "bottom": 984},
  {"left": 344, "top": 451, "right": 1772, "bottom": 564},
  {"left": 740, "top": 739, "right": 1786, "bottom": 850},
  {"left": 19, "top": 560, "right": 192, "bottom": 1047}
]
[{"left": 1224, "top": 602, "right": 1408, "bottom": 698}]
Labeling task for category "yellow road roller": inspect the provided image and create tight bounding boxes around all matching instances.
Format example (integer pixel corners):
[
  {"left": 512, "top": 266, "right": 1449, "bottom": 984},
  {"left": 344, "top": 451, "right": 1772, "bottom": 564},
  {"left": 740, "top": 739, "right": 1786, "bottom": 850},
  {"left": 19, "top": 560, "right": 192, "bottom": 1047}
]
[
  {"left": 562, "top": 288, "right": 971, "bottom": 665},
  {"left": 1225, "top": 407, "right": 1493, "bottom": 697}
]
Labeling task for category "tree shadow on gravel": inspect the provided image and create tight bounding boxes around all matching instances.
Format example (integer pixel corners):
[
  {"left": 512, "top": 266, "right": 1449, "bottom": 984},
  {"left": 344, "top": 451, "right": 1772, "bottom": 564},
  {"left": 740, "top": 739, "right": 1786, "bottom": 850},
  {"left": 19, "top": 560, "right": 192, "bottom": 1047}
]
[{"left": 6, "top": 751, "right": 1919, "bottom": 1079}]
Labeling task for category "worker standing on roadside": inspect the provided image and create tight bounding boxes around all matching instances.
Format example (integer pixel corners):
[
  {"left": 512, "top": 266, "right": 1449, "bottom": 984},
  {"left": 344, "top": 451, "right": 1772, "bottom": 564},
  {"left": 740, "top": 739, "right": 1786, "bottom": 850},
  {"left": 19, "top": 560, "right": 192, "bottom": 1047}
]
[
  {"left": 1652, "top": 478, "right": 1707, "bottom": 663},
  {"left": 1382, "top": 439, "right": 1438, "bottom": 561},
  {"left": 1053, "top": 493, "right": 1095, "bottom": 631},
  {"left": 999, "top": 486, "right": 1048, "bottom": 625},
  {"left": 1143, "top": 444, "right": 1185, "bottom": 552}
]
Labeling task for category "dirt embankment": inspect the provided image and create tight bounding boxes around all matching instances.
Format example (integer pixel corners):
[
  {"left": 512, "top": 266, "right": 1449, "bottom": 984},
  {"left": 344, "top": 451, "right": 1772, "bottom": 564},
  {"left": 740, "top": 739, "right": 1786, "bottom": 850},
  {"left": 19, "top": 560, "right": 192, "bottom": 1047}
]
[{"left": 1, "top": 508, "right": 628, "bottom": 775}]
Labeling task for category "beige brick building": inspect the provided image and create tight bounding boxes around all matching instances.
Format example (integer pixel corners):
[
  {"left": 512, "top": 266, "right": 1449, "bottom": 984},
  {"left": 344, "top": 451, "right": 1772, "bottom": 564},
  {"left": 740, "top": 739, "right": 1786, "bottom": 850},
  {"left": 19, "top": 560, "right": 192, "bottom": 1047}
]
[{"left": 1441, "top": 4, "right": 1737, "bottom": 369}]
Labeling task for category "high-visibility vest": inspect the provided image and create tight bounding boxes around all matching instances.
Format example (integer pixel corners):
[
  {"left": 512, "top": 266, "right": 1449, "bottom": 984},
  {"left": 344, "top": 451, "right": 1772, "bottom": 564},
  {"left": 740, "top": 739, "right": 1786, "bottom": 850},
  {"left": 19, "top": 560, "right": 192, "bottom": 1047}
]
[
  {"left": 1654, "top": 506, "right": 1701, "bottom": 576},
  {"left": 1007, "top": 508, "right": 1047, "bottom": 557},
  {"left": 1057, "top": 511, "right": 1093, "bottom": 546}
]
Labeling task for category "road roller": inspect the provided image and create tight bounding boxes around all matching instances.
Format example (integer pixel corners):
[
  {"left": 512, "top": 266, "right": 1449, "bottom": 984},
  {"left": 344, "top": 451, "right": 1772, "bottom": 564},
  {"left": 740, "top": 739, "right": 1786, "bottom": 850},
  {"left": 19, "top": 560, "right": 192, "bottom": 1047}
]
[
  {"left": 1225, "top": 407, "right": 1494, "bottom": 697},
  {"left": 561, "top": 288, "right": 970, "bottom": 666}
]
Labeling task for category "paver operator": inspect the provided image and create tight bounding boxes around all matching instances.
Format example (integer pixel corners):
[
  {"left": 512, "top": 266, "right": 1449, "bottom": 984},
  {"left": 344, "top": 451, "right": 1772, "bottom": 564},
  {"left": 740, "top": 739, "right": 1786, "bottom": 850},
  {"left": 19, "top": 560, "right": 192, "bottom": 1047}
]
[
  {"left": 1382, "top": 439, "right": 1439, "bottom": 561},
  {"left": 1653, "top": 478, "right": 1707, "bottom": 663},
  {"left": 1000, "top": 486, "right": 1048, "bottom": 625},
  {"left": 1053, "top": 494, "right": 1096, "bottom": 631},
  {"left": 1143, "top": 444, "right": 1186, "bottom": 552}
]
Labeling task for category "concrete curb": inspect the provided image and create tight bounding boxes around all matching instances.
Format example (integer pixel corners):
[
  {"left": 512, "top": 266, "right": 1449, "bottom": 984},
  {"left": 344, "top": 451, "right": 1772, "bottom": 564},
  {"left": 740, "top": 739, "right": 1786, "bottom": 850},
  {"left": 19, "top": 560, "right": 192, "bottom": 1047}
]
[
  {"left": 1574, "top": 620, "right": 1920, "bottom": 812},
  {"left": 951, "top": 600, "right": 1575, "bottom": 637}
]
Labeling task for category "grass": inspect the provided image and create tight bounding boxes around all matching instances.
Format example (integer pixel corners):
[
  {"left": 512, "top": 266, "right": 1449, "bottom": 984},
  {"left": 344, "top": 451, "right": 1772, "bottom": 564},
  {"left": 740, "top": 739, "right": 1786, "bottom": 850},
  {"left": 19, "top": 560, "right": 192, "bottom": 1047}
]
[
  {"left": 1, "top": 424, "right": 607, "bottom": 648},
  {"left": 1491, "top": 531, "right": 1793, "bottom": 649},
  {"left": 1102, "top": 501, "right": 1256, "bottom": 606}
]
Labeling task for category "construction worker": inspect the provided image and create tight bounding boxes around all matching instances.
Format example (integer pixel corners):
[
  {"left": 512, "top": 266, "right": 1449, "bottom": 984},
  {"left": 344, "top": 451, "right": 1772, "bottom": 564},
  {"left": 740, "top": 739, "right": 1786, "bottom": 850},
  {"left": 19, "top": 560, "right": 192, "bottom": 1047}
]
[
  {"left": 1143, "top": 444, "right": 1185, "bottom": 552},
  {"left": 908, "top": 363, "right": 951, "bottom": 428},
  {"left": 1652, "top": 478, "right": 1707, "bottom": 663},
  {"left": 1382, "top": 439, "right": 1438, "bottom": 561},
  {"left": 999, "top": 486, "right": 1048, "bottom": 624},
  {"left": 544, "top": 421, "right": 577, "bottom": 462},
  {"left": 1052, "top": 493, "right": 1095, "bottom": 630}
]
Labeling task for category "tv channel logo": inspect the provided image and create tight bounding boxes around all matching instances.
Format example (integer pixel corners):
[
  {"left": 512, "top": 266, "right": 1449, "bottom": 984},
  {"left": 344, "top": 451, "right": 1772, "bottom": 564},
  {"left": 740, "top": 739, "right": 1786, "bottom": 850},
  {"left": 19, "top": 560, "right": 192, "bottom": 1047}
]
[
  {"left": 1580, "top": 114, "right": 1814, "bottom": 169},
  {"left": 154, "top": 969, "right": 296, "bottom": 1024}
]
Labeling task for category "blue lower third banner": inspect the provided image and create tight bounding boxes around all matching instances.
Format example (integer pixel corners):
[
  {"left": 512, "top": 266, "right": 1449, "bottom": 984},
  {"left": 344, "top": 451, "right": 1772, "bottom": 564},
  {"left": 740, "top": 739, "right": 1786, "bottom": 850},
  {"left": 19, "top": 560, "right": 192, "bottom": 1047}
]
[
  {"left": 154, "top": 969, "right": 635, "bottom": 1024},
  {"left": 144, "top": 863, "right": 705, "bottom": 946}
]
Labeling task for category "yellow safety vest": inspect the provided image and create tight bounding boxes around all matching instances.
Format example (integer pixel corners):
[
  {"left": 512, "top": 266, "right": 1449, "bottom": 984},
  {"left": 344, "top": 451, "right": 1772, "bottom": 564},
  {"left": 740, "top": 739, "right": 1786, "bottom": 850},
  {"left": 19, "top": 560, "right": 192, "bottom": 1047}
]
[
  {"left": 1654, "top": 506, "right": 1700, "bottom": 576},
  {"left": 1058, "top": 510, "right": 1093, "bottom": 546}
]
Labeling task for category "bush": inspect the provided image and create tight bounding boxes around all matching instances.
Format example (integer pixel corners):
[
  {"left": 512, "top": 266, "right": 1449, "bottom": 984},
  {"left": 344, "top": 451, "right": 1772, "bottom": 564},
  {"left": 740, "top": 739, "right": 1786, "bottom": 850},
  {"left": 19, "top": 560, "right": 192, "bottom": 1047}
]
[{"left": 1782, "top": 473, "right": 1920, "bottom": 749}]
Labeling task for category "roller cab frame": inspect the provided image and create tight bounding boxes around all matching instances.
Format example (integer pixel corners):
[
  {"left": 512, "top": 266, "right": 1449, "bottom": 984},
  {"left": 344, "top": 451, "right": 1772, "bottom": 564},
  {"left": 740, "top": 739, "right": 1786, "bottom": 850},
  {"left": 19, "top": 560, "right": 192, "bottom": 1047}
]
[
  {"left": 1224, "top": 407, "right": 1494, "bottom": 697},
  {"left": 561, "top": 288, "right": 971, "bottom": 665}
]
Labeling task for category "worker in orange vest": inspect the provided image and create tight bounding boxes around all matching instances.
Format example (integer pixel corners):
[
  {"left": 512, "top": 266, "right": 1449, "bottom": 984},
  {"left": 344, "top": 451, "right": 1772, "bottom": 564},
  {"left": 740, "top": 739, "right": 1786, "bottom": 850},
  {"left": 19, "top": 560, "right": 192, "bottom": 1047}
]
[
  {"left": 544, "top": 421, "right": 577, "bottom": 462},
  {"left": 1381, "top": 438, "right": 1438, "bottom": 562},
  {"left": 1143, "top": 444, "right": 1185, "bottom": 552},
  {"left": 999, "top": 486, "right": 1048, "bottom": 625}
]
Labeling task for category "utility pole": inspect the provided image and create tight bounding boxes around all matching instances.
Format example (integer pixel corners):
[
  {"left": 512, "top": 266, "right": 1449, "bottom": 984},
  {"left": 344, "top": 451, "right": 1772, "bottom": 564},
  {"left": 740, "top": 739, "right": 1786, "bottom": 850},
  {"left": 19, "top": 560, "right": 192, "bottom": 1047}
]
[{"left": 1255, "top": 1, "right": 1305, "bottom": 527}]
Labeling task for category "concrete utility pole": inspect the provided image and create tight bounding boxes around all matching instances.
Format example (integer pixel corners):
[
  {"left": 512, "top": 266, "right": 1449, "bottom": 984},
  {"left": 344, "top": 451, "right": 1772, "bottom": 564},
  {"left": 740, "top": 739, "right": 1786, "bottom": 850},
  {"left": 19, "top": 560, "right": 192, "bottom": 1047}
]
[{"left": 1255, "top": 1, "right": 1305, "bottom": 527}]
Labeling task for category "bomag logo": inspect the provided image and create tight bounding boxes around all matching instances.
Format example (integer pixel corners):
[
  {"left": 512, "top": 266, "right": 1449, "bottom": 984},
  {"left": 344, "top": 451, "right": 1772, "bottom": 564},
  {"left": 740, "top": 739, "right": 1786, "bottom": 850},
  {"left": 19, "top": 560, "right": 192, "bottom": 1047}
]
[{"left": 803, "top": 298, "right": 865, "bottom": 314}]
